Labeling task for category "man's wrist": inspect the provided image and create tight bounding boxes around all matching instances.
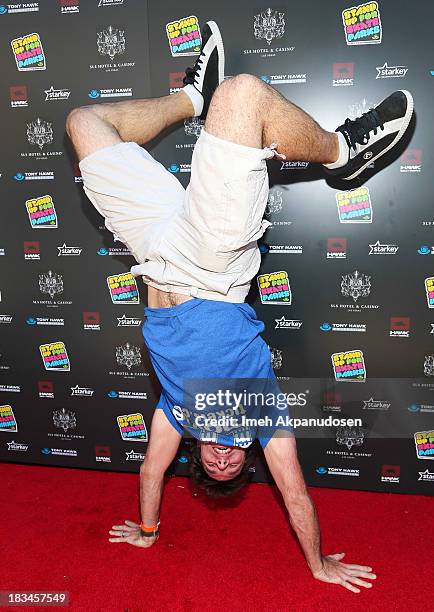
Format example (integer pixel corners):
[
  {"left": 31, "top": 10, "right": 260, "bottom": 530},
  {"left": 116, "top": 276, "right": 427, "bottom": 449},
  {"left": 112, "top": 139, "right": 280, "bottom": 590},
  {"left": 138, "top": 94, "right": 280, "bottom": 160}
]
[
  {"left": 309, "top": 557, "right": 325, "bottom": 575},
  {"left": 139, "top": 520, "right": 160, "bottom": 538}
]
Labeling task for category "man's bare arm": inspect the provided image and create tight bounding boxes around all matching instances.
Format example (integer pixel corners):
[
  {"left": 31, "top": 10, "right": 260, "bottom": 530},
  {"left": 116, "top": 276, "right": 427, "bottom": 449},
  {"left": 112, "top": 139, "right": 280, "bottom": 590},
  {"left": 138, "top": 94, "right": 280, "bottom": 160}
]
[
  {"left": 264, "top": 435, "right": 376, "bottom": 593},
  {"left": 140, "top": 409, "right": 182, "bottom": 527},
  {"left": 108, "top": 410, "right": 181, "bottom": 547}
]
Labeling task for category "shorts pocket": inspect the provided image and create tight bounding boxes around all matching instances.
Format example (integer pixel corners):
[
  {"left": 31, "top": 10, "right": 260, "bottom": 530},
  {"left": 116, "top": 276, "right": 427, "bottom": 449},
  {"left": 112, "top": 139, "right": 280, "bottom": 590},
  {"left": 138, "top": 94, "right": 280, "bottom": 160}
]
[{"left": 219, "top": 168, "right": 269, "bottom": 250}]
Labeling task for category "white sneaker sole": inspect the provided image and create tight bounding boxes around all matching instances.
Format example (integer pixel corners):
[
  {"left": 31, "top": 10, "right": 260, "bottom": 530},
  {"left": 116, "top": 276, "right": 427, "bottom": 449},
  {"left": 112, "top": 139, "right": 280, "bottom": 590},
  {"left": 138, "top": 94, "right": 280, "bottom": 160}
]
[{"left": 206, "top": 20, "right": 225, "bottom": 85}]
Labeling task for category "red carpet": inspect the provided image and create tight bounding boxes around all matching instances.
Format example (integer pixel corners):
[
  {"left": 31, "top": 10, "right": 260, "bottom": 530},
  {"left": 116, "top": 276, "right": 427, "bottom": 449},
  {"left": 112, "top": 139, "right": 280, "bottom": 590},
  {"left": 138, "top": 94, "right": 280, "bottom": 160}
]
[{"left": 1, "top": 462, "right": 433, "bottom": 611}]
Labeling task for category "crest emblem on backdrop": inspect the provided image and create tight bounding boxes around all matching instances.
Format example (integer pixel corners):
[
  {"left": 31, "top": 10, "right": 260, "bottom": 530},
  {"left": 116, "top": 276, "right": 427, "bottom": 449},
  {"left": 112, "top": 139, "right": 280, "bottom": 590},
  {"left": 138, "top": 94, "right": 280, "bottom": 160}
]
[
  {"left": 53, "top": 408, "right": 76, "bottom": 433},
  {"left": 97, "top": 25, "right": 125, "bottom": 60},
  {"left": 184, "top": 117, "right": 205, "bottom": 139},
  {"left": 265, "top": 190, "right": 283, "bottom": 216},
  {"left": 27, "top": 118, "right": 53, "bottom": 149},
  {"left": 336, "top": 426, "right": 364, "bottom": 450},
  {"left": 341, "top": 270, "right": 371, "bottom": 302},
  {"left": 424, "top": 355, "right": 434, "bottom": 377},
  {"left": 254, "top": 8, "right": 285, "bottom": 46},
  {"left": 116, "top": 342, "right": 141, "bottom": 370},
  {"left": 39, "top": 270, "right": 64, "bottom": 299},
  {"left": 268, "top": 346, "right": 283, "bottom": 370}
]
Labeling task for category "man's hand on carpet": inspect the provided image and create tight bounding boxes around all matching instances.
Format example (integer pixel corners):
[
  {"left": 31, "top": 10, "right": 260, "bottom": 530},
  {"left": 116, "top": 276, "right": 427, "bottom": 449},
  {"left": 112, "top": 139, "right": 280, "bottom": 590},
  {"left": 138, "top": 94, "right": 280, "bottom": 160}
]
[
  {"left": 108, "top": 520, "right": 159, "bottom": 548},
  {"left": 312, "top": 553, "right": 376, "bottom": 593}
]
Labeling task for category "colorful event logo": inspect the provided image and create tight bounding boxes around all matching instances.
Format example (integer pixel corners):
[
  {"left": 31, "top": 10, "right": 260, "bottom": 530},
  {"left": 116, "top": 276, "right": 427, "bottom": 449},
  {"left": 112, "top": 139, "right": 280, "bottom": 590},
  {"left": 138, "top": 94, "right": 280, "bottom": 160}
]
[
  {"left": 166, "top": 15, "right": 201, "bottom": 57},
  {"left": 425, "top": 277, "right": 434, "bottom": 308},
  {"left": 11, "top": 33, "right": 46, "bottom": 71},
  {"left": 0, "top": 405, "right": 17, "bottom": 432},
  {"left": 414, "top": 430, "right": 434, "bottom": 460},
  {"left": 39, "top": 341, "right": 70, "bottom": 371},
  {"left": 336, "top": 187, "right": 372, "bottom": 223},
  {"left": 26, "top": 195, "right": 58, "bottom": 228},
  {"left": 117, "top": 413, "right": 148, "bottom": 442},
  {"left": 257, "top": 271, "right": 291, "bottom": 304},
  {"left": 342, "top": 2, "right": 382, "bottom": 45},
  {"left": 107, "top": 272, "right": 139, "bottom": 304},
  {"left": 332, "top": 350, "right": 366, "bottom": 382}
]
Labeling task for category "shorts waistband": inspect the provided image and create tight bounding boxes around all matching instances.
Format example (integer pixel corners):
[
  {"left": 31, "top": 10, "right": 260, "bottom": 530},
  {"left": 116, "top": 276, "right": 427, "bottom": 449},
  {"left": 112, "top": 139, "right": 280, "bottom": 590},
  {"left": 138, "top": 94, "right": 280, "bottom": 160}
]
[{"left": 135, "top": 273, "right": 250, "bottom": 303}]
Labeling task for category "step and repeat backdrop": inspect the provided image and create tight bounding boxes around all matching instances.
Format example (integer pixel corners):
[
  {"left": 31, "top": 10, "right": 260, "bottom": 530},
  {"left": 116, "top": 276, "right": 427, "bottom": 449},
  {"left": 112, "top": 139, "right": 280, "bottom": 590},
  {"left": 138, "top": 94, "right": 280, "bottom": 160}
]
[{"left": 0, "top": 0, "right": 433, "bottom": 495}]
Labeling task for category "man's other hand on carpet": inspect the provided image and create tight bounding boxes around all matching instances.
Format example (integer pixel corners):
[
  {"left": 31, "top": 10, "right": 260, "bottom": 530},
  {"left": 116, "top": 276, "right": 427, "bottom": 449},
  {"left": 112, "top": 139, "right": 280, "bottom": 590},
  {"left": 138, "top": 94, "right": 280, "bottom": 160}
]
[
  {"left": 312, "top": 553, "right": 376, "bottom": 593},
  {"left": 108, "top": 520, "right": 159, "bottom": 548}
]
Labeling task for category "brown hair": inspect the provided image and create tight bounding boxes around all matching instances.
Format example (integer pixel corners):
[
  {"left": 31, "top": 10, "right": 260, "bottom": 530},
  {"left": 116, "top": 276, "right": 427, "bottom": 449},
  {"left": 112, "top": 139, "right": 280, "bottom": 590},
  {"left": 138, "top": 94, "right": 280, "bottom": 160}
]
[{"left": 188, "top": 441, "right": 257, "bottom": 499}]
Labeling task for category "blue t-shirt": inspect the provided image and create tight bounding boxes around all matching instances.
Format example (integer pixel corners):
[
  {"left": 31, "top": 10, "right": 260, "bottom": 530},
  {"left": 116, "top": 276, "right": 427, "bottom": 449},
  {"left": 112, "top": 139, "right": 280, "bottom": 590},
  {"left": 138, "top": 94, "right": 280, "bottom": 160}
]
[{"left": 142, "top": 298, "right": 292, "bottom": 448}]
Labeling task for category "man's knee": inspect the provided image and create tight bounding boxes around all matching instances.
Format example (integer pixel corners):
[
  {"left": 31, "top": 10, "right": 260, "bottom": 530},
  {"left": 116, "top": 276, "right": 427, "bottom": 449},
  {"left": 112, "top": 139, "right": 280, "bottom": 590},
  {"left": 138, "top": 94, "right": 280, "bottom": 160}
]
[
  {"left": 213, "top": 73, "right": 265, "bottom": 103},
  {"left": 65, "top": 106, "right": 97, "bottom": 140}
]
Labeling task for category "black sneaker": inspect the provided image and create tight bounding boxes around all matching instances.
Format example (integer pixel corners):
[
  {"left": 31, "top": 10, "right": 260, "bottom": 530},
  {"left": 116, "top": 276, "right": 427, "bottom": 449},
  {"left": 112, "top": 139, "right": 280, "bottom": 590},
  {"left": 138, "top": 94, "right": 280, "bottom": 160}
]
[
  {"left": 325, "top": 90, "right": 414, "bottom": 181},
  {"left": 182, "top": 20, "right": 224, "bottom": 120}
]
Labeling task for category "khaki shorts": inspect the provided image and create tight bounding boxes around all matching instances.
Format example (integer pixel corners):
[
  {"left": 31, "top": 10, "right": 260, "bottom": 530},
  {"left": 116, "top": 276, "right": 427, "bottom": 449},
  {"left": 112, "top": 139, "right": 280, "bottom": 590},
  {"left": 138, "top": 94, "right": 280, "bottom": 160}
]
[{"left": 79, "top": 128, "right": 277, "bottom": 302}]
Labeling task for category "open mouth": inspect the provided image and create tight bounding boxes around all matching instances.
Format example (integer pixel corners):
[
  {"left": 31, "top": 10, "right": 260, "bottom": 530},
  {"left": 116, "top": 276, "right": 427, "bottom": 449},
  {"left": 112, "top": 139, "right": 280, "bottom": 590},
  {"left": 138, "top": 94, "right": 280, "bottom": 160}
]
[{"left": 212, "top": 446, "right": 232, "bottom": 454}]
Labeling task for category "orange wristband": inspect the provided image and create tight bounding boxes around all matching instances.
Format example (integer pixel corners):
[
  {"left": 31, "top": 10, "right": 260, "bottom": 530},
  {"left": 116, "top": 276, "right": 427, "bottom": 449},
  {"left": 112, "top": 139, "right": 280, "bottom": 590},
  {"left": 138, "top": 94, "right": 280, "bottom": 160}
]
[{"left": 140, "top": 520, "right": 160, "bottom": 538}]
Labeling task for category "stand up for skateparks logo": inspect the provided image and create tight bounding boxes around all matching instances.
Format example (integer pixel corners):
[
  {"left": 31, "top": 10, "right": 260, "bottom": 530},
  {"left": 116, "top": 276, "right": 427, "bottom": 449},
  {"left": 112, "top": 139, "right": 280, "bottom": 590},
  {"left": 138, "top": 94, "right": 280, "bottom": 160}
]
[
  {"left": 39, "top": 341, "right": 70, "bottom": 371},
  {"left": 257, "top": 271, "right": 291, "bottom": 304},
  {"left": 336, "top": 187, "right": 372, "bottom": 223},
  {"left": 107, "top": 273, "right": 139, "bottom": 304},
  {"left": 332, "top": 350, "right": 366, "bottom": 382},
  {"left": 342, "top": 2, "right": 382, "bottom": 45},
  {"left": 166, "top": 16, "right": 201, "bottom": 57},
  {"left": 11, "top": 33, "right": 46, "bottom": 71},
  {"left": 26, "top": 195, "right": 58, "bottom": 228}
]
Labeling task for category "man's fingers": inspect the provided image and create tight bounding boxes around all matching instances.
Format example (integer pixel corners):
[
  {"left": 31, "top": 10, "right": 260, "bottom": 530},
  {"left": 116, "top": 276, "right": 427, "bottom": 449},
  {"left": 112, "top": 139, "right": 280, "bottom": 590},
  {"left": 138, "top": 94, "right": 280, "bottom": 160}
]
[
  {"left": 345, "top": 569, "right": 376, "bottom": 580},
  {"left": 108, "top": 536, "right": 128, "bottom": 543},
  {"left": 111, "top": 524, "right": 129, "bottom": 531},
  {"left": 341, "top": 580, "right": 360, "bottom": 594},
  {"left": 328, "top": 552, "right": 345, "bottom": 560},
  {"left": 124, "top": 520, "right": 139, "bottom": 528},
  {"left": 342, "top": 563, "right": 373, "bottom": 572},
  {"left": 347, "top": 577, "right": 373, "bottom": 589}
]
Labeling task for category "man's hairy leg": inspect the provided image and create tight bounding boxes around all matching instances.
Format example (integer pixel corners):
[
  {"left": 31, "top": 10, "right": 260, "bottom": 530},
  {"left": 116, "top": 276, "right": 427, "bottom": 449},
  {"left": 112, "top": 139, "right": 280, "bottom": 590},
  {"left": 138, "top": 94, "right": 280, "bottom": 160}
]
[
  {"left": 205, "top": 74, "right": 339, "bottom": 164},
  {"left": 66, "top": 90, "right": 194, "bottom": 162}
]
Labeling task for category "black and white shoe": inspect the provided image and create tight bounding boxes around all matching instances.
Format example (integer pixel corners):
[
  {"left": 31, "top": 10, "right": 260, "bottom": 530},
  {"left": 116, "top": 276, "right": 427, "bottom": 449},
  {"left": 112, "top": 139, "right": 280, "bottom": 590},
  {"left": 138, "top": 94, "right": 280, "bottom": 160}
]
[
  {"left": 325, "top": 90, "right": 414, "bottom": 181},
  {"left": 182, "top": 20, "right": 225, "bottom": 120}
]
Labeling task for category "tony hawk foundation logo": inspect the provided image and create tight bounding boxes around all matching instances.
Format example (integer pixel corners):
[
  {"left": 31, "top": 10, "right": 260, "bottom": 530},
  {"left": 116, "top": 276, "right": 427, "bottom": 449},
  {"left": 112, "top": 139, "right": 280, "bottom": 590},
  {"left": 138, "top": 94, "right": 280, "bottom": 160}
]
[{"left": 333, "top": 63, "right": 354, "bottom": 86}]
